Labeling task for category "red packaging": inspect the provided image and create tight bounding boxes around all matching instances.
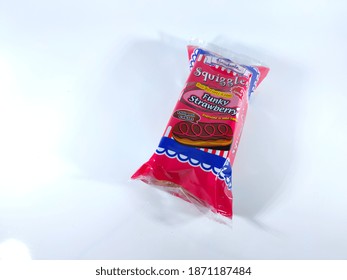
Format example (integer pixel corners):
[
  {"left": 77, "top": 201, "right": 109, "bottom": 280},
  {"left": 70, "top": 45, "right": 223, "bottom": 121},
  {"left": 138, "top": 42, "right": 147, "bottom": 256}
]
[{"left": 132, "top": 43, "right": 269, "bottom": 217}]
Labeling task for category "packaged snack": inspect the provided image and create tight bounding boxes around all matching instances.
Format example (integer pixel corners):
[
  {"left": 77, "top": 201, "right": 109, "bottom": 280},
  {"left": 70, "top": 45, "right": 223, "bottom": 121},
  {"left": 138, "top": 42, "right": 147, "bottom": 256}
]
[{"left": 132, "top": 42, "right": 269, "bottom": 217}]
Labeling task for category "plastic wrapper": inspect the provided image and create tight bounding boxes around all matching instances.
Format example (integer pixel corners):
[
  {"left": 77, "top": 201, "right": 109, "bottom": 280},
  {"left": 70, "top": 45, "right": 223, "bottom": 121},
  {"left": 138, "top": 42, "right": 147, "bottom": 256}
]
[{"left": 132, "top": 42, "right": 269, "bottom": 218}]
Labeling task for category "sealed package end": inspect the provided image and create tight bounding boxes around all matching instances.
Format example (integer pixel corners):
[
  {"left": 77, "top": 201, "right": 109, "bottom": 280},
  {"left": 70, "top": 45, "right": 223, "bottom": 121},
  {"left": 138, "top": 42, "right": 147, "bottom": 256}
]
[{"left": 132, "top": 43, "right": 269, "bottom": 218}]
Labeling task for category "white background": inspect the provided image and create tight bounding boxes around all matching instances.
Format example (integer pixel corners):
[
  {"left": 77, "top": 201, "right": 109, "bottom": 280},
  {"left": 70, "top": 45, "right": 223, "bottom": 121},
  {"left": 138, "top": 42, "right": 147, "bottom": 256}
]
[{"left": 0, "top": 0, "right": 346, "bottom": 259}]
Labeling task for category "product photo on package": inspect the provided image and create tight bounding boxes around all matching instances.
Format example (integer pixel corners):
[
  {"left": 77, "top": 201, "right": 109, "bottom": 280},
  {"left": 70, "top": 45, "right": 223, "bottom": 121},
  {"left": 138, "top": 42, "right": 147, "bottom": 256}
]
[{"left": 132, "top": 43, "right": 270, "bottom": 218}]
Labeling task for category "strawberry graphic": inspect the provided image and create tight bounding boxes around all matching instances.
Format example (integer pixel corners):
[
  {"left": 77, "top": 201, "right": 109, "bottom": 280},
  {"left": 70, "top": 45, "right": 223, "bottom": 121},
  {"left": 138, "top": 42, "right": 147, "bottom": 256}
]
[{"left": 231, "top": 86, "right": 245, "bottom": 99}]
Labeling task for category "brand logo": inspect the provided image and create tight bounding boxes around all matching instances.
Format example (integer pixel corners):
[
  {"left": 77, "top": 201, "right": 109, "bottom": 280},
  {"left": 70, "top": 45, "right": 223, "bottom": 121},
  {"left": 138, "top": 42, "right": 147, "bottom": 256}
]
[
  {"left": 204, "top": 55, "right": 246, "bottom": 74},
  {"left": 193, "top": 67, "right": 248, "bottom": 87}
]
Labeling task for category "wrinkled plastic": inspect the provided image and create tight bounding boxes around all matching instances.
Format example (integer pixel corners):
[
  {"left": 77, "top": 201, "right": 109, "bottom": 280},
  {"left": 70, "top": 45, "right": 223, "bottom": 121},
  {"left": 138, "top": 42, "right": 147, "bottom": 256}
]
[{"left": 132, "top": 42, "right": 269, "bottom": 218}]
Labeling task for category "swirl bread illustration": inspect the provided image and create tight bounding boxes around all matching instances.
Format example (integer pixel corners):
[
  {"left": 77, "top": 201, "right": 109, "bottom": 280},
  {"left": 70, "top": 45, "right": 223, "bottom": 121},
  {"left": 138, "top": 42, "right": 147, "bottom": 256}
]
[{"left": 172, "top": 121, "right": 233, "bottom": 150}]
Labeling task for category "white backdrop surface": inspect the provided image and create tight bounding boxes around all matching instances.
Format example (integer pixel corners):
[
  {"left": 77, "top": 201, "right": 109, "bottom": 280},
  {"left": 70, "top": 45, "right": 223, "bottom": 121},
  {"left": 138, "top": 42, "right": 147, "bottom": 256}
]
[{"left": 0, "top": 0, "right": 346, "bottom": 259}]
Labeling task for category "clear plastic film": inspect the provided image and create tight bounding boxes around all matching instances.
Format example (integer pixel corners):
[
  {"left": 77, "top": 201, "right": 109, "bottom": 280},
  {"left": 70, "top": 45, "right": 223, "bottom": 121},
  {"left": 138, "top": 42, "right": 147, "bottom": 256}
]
[{"left": 132, "top": 41, "right": 270, "bottom": 218}]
